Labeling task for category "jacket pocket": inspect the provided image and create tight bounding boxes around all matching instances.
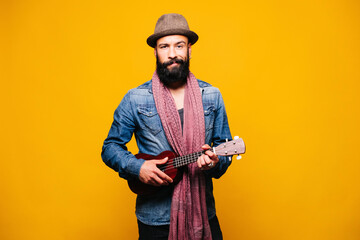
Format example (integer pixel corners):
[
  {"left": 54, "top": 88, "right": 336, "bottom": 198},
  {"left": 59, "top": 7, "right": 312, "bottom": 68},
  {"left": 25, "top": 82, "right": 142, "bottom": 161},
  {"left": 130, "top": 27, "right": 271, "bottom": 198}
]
[
  {"left": 137, "top": 105, "right": 162, "bottom": 135},
  {"left": 203, "top": 104, "right": 216, "bottom": 131}
]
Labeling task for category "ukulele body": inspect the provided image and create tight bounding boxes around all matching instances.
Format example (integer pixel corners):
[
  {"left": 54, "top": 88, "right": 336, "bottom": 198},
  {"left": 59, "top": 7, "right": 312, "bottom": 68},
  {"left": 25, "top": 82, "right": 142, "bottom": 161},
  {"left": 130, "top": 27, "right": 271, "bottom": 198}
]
[{"left": 127, "top": 151, "right": 184, "bottom": 195}]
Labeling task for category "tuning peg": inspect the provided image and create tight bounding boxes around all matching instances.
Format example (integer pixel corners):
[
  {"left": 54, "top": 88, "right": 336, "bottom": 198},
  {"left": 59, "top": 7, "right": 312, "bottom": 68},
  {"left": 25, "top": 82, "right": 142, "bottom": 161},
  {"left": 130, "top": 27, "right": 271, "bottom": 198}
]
[
  {"left": 236, "top": 155, "right": 242, "bottom": 160},
  {"left": 223, "top": 138, "right": 228, "bottom": 148},
  {"left": 234, "top": 136, "right": 239, "bottom": 140}
]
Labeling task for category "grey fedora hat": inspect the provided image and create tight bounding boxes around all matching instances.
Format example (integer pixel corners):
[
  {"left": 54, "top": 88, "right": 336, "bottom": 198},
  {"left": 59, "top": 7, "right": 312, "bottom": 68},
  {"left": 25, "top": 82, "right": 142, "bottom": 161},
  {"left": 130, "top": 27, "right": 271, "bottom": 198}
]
[{"left": 147, "top": 13, "right": 198, "bottom": 48}]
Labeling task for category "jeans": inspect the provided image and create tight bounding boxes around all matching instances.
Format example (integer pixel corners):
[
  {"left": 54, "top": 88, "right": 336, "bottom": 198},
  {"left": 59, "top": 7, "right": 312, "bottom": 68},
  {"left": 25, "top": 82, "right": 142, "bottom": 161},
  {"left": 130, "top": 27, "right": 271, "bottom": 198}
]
[{"left": 137, "top": 215, "right": 223, "bottom": 240}]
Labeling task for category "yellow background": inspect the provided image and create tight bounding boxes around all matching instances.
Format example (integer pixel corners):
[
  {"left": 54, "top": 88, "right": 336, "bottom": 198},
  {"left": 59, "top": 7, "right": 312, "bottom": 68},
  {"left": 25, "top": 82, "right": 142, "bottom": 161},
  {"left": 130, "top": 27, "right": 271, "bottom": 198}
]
[{"left": 1, "top": 0, "right": 360, "bottom": 239}]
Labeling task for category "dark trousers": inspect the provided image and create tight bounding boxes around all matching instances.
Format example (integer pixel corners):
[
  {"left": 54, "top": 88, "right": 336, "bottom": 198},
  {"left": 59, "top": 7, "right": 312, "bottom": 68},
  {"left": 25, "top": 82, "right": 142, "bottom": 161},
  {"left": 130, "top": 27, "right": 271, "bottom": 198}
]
[{"left": 138, "top": 215, "right": 223, "bottom": 240}]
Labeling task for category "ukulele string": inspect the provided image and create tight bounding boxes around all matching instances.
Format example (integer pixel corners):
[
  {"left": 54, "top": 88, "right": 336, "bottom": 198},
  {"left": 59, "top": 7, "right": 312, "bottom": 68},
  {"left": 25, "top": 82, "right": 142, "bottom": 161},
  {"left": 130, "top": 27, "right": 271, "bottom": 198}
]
[
  {"left": 157, "top": 151, "right": 207, "bottom": 172},
  {"left": 158, "top": 165, "right": 176, "bottom": 172},
  {"left": 157, "top": 157, "right": 192, "bottom": 171},
  {"left": 158, "top": 156, "right": 195, "bottom": 171}
]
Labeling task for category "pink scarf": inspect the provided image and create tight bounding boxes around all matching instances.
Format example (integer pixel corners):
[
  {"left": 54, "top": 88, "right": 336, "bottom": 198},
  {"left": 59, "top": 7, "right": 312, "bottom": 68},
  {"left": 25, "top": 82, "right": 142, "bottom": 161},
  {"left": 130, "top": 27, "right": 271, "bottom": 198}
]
[{"left": 152, "top": 71, "right": 212, "bottom": 240}]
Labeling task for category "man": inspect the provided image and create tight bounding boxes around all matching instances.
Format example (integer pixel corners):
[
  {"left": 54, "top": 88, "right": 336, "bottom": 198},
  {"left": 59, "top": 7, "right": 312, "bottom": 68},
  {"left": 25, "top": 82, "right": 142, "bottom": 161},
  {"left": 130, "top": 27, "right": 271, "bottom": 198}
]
[{"left": 102, "top": 13, "right": 232, "bottom": 240}]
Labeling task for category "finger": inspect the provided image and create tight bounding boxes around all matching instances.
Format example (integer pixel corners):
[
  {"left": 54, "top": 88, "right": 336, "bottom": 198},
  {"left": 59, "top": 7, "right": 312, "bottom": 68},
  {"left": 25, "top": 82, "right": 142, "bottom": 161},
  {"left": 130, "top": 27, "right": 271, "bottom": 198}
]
[
  {"left": 201, "top": 144, "right": 211, "bottom": 150},
  {"left": 199, "top": 155, "right": 207, "bottom": 167},
  {"left": 205, "top": 150, "right": 215, "bottom": 158},
  {"left": 149, "top": 179, "right": 161, "bottom": 187},
  {"left": 156, "top": 169, "right": 173, "bottom": 183},
  {"left": 197, "top": 156, "right": 205, "bottom": 168},
  {"left": 203, "top": 155, "right": 212, "bottom": 165},
  {"left": 152, "top": 174, "right": 168, "bottom": 186},
  {"left": 143, "top": 174, "right": 159, "bottom": 186},
  {"left": 197, "top": 157, "right": 202, "bottom": 168},
  {"left": 205, "top": 150, "right": 219, "bottom": 162}
]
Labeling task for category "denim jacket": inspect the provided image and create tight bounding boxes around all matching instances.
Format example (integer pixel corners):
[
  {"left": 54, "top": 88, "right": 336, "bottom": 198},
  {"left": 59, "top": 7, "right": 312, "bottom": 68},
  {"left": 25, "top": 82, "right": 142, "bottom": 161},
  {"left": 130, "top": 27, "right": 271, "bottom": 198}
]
[{"left": 101, "top": 79, "right": 232, "bottom": 226}]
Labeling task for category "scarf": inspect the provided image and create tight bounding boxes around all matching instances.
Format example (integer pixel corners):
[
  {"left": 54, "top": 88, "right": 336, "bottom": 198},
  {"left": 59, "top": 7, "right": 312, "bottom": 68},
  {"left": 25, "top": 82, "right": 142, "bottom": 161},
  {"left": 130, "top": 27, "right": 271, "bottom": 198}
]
[{"left": 152, "top": 71, "right": 212, "bottom": 240}]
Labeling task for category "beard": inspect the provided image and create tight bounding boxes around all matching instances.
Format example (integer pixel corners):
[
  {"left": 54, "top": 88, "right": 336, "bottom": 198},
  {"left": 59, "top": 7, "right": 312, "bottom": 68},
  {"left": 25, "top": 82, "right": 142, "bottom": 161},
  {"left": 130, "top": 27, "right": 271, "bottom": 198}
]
[{"left": 156, "top": 53, "right": 190, "bottom": 88}]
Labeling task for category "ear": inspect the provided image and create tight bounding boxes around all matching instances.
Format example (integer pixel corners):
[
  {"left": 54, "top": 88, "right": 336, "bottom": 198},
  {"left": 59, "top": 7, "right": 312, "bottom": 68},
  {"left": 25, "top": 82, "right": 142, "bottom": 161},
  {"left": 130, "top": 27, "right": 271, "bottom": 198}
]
[
  {"left": 154, "top": 48, "right": 157, "bottom": 58},
  {"left": 188, "top": 44, "right": 192, "bottom": 59}
]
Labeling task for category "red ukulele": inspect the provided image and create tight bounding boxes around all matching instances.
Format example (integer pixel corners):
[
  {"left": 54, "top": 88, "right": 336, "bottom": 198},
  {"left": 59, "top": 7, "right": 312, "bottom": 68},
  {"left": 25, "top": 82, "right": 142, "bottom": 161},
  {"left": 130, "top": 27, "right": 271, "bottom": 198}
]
[{"left": 128, "top": 137, "right": 246, "bottom": 195}]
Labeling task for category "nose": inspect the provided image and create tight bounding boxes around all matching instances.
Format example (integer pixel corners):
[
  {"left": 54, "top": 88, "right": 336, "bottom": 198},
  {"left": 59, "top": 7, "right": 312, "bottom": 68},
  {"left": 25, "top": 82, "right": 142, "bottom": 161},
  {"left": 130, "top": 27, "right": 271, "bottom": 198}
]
[{"left": 168, "top": 46, "right": 176, "bottom": 59}]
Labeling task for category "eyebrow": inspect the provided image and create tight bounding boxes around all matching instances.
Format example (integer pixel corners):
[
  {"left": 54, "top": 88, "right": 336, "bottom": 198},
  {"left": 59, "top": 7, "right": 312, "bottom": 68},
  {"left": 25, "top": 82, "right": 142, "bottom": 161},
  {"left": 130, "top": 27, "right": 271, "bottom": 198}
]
[
  {"left": 158, "top": 41, "right": 187, "bottom": 47},
  {"left": 176, "top": 41, "right": 186, "bottom": 45}
]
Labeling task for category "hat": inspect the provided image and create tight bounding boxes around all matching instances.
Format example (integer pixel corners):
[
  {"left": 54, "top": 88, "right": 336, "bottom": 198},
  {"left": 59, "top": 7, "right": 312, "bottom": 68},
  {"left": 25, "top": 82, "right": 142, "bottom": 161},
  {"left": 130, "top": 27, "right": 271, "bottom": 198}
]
[{"left": 147, "top": 13, "right": 199, "bottom": 48}]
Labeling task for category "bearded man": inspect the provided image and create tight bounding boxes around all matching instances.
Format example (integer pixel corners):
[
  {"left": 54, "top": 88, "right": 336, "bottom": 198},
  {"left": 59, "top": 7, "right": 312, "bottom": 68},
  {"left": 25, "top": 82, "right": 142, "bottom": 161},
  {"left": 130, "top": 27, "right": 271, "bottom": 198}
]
[{"left": 102, "top": 13, "right": 232, "bottom": 240}]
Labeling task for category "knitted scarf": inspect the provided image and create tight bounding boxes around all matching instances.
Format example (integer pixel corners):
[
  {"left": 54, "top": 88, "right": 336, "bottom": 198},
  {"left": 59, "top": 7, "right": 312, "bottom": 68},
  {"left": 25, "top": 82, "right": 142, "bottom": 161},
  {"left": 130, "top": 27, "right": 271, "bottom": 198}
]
[{"left": 152, "top": 71, "right": 212, "bottom": 240}]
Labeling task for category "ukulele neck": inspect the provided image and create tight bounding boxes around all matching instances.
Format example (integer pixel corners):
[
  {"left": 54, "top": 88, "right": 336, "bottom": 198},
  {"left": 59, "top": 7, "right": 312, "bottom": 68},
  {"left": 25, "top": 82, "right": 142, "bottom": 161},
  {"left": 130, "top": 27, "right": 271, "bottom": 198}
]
[{"left": 173, "top": 150, "right": 212, "bottom": 168}]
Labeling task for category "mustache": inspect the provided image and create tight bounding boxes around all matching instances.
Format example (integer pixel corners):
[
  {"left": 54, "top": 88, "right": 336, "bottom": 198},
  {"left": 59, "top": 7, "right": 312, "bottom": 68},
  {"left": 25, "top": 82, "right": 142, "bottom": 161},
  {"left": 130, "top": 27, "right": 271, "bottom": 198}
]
[{"left": 162, "top": 58, "right": 185, "bottom": 67}]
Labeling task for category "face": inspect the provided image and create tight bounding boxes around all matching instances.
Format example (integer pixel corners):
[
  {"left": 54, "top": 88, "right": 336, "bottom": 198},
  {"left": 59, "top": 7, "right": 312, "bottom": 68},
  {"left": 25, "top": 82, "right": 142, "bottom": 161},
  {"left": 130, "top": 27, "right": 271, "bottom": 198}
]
[
  {"left": 155, "top": 35, "right": 192, "bottom": 88},
  {"left": 155, "top": 35, "right": 191, "bottom": 67}
]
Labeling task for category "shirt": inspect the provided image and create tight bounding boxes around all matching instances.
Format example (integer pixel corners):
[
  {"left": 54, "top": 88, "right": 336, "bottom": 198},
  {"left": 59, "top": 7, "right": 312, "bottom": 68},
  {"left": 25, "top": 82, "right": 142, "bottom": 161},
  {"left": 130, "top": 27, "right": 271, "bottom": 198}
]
[{"left": 101, "top": 79, "right": 232, "bottom": 225}]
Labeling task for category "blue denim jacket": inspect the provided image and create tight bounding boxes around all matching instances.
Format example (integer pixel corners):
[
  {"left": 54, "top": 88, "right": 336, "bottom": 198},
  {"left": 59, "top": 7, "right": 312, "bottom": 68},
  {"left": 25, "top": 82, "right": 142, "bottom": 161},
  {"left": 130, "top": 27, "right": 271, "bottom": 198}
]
[{"left": 101, "top": 79, "right": 232, "bottom": 226}]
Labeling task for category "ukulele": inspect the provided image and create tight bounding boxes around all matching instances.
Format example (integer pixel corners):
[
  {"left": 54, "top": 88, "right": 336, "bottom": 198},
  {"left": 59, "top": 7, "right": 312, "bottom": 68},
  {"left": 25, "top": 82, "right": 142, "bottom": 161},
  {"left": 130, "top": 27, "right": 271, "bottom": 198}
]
[{"left": 128, "top": 136, "right": 245, "bottom": 195}]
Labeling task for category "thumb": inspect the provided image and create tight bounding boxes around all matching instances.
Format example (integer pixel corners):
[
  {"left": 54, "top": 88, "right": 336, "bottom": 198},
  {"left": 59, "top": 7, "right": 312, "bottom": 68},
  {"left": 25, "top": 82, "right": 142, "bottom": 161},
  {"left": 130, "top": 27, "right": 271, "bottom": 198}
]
[{"left": 156, "top": 157, "right": 168, "bottom": 164}]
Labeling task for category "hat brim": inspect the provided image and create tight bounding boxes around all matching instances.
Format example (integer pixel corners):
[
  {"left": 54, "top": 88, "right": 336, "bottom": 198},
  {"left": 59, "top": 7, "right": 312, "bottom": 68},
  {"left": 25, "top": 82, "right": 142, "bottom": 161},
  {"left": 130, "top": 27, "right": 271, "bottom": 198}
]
[{"left": 147, "top": 29, "right": 198, "bottom": 48}]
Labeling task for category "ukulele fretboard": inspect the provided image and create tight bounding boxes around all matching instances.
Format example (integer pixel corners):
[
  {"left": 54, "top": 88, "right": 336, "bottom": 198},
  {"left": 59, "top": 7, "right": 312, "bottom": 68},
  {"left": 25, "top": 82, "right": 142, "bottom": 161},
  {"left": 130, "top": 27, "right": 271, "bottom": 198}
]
[{"left": 173, "top": 150, "right": 213, "bottom": 168}]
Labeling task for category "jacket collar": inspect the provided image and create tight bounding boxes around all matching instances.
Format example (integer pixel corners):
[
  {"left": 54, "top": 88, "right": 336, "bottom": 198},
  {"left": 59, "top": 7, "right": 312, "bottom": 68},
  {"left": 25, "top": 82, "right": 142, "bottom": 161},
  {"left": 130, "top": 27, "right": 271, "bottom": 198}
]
[{"left": 137, "top": 79, "right": 211, "bottom": 94}]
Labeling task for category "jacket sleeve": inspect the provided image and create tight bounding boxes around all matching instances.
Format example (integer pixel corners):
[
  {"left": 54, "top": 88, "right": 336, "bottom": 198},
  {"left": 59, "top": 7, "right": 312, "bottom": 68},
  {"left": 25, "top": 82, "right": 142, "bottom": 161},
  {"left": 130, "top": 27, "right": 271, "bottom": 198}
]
[
  {"left": 101, "top": 92, "right": 145, "bottom": 180},
  {"left": 204, "top": 90, "right": 233, "bottom": 179}
]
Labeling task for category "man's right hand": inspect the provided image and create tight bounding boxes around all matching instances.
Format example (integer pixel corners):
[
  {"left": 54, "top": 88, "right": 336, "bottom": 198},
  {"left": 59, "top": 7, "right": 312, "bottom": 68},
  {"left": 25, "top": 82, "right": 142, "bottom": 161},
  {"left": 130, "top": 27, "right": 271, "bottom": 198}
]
[{"left": 139, "top": 157, "right": 173, "bottom": 186}]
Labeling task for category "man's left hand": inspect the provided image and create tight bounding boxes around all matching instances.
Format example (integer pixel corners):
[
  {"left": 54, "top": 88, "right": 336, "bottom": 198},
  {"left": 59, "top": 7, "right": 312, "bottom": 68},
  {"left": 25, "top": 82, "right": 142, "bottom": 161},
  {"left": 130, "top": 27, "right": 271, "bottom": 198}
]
[{"left": 197, "top": 144, "right": 219, "bottom": 170}]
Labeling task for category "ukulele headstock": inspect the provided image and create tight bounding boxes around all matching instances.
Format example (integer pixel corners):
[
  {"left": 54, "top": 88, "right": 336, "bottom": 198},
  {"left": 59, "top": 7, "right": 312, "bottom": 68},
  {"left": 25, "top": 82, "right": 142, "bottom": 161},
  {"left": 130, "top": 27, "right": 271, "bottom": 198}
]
[{"left": 214, "top": 136, "right": 246, "bottom": 159}]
